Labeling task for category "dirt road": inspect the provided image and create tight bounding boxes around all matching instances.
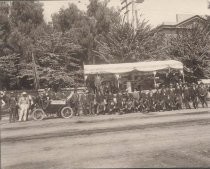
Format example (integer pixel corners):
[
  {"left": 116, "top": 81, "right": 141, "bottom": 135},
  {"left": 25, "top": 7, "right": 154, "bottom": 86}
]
[{"left": 1, "top": 108, "right": 210, "bottom": 168}]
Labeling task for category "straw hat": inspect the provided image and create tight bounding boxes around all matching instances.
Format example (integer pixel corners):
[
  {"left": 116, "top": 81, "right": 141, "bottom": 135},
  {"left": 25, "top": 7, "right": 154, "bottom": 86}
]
[{"left": 22, "top": 92, "right": 27, "bottom": 95}]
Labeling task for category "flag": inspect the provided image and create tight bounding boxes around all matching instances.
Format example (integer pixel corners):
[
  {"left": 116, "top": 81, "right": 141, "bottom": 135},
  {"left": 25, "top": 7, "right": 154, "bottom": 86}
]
[{"left": 136, "top": 0, "right": 144, "bottom": 3}]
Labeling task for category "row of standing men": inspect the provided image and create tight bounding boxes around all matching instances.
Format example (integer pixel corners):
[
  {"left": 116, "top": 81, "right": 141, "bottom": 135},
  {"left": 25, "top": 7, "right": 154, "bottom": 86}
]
[
  {"left": 74, "top": 82, "right": 209, "bottom": 115},
  {"left": 0, "top": 82, "right": 209, "bottom": 122}
]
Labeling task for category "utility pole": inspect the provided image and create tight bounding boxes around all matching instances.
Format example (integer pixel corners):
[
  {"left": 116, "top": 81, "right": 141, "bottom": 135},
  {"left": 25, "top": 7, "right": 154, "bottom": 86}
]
[
  {"left": 132, "top": 0, "right": 135, "bottom": 29},
  {"left": 121, "top": 0, "right": 131, "bottom": 24},
  {"left": 135, "top": 10, "right": 139, "bottom": 29},
  {"left": 134, "top": 0, "right": 144, "bottom": 31},
  {"left": 121, "top": 0, "right": 144, "bottom": 29},
  {"left": 125, "top": 0, "right": 129, "bottom": 23}
]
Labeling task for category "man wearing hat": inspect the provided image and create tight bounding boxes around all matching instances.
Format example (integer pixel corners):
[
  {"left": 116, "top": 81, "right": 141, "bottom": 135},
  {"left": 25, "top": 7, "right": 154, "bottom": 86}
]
[
  {"left": 182, "top": 84, "right": 191, "bottom": 109},
  {"left": 70, "top": 88, "right": 80, "bottom": 116},
  {"left": 18, "top": 92, "right": 30, "bottom": 122},
  {"left": 198, "top": 82, "right": 208, "bottom": 108},
  {"left": 80, "top": 89, "right": 88, "bottom": 115},
  {"left": 8, "top": 91, "right": 18, "bottom": 123},
  {"left": 168, "top": 83, "right": 176, "bottom": 110},
  {"left": 160, "top": 84, "right": 168, "bottom": 111},
  {"left": 190, "top": 83, "right": 198, "bottom": 109},
  {"left": 153, "top": 88, "right": 161, "bottom": 111},
  {"left": 147, "top": 90, "right": 155, "bottom": 112},
  {"left": 174, "top": 83, "right": 183, "bottom": 110},
  {"left": 0, "top": 92, "right": 6, "bottom": 120}
]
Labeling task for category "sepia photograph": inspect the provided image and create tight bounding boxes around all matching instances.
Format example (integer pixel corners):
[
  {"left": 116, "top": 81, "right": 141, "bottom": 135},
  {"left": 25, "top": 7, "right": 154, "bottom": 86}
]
[{"left": 0, "top": 0, "right": 210, "bottom": 168}]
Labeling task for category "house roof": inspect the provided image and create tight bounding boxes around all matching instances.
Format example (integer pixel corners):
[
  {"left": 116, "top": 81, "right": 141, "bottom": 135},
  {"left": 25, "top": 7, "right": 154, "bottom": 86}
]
[
  {"left": 156, "top": 15, "right": 207, "bottom": 30},
  {"left": 176, "top": 15, "right": 206, "bottom": 27}
]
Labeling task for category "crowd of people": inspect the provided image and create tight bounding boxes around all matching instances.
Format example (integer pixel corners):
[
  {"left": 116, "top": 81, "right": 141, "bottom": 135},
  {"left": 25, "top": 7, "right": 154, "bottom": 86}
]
[
  {"left": 79, "top": 82, "right": 209, "bottom": 116},
  {"left": 0, "top": 81, "right": 209, "bottom": 123}
]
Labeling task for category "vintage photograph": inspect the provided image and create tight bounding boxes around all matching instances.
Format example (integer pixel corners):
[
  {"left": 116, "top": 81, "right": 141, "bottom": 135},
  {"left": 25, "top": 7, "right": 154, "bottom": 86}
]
[{"left": 1, "top": 0, "right": 210, "bottom": 168}]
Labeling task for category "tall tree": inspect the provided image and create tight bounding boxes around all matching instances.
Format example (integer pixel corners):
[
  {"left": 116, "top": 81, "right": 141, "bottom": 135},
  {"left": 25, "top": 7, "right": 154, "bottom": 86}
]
[
  {"left": 87, "top": 0, "right": 120, "bottom": 35},
  {"left": 0, "top": 2, "right": 17, "bottom": 89},
  {"left": 0, "top": 2, "right": 10, "bottom": 56},
  {"left": 34, "top": 27, "right": 85, "bottom": 89},
  {"left": 94, "top": 20, "right": 167, "bottom": 64},
  {"left": 52, "top": 3, "right": 96, "bottom": 64},
  {"left": 0, "top": 1, "right": 45, "bottom": 89},
  {"left": 52, "top": 3, "right": 84, "bottom": 33},
  {"left": 86, "top": 0, "right": 121, "bottom": 63}
]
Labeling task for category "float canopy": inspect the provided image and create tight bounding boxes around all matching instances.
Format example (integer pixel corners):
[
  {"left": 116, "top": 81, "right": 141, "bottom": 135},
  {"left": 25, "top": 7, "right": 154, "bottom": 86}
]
[
  {"left": 84, "top": 60, "right": 183, "bottom": 75},
  {"left": 199, "top": 79, "right": 210, "bottom": 84}
]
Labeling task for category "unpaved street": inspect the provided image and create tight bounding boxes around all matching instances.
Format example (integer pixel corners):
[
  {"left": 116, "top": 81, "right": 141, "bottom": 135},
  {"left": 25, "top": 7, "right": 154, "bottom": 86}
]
[{"left": 1, "top": 108, "right": 210, "bottom": 168}]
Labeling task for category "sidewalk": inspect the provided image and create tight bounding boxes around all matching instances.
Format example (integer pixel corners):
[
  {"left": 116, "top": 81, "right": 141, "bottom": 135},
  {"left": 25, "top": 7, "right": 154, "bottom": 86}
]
[{"left": 1, "top": 107, "right": 210, "bottom": 143}]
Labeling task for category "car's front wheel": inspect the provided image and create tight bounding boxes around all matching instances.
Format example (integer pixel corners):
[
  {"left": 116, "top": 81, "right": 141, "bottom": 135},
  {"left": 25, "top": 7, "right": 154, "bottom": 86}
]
[{"left": 32, "top": 109, "right": 45, "bottom": 121}]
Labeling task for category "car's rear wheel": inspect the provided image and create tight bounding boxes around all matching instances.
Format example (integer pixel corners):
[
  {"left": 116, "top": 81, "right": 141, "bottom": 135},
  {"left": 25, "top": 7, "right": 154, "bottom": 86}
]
[{"left": 60, "top": 107, "right": 74, "bottom": 119}]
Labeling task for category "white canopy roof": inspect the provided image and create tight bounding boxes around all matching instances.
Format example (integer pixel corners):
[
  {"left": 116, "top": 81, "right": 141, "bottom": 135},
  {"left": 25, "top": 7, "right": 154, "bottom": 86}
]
[
  {"left": 199, "top": 79, "right": 210, "bottom": 84},
  {"left": 84, "top": 60, "right": 183, "bottom": 75}
]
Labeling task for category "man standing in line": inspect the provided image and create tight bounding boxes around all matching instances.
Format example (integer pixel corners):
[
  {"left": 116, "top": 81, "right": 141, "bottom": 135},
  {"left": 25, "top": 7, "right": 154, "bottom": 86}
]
[
  {"left": 27, "top": 93, "right": 34, "bottom": 121},
  {"left": 0, "top": 91, "right": 6, "bottom": 120},
  {"left": 18, "top": 92, "right": 30, "bottom": 122},
  {"left": 70, "top": 88, "right": 80, "bottom": 116},
  {"left": 147, "top": 90, "right": 155, "bottom": 112},
  {"left": 87, "top": 89, "right": 95, "bottom": 115},
  {"left": 8, "top": 91, "right": 17, "bottom": 123},
  {"left": 174, "top": 83, "right": 183, "bottom": 110},
  {"left": 168, "top": 84, "right": 176, "bottom": 110},
  {"left": 80, "top": 89, "right": 88, "bottom": 115},
  {"left": 182, "top": 84, "right": 191, "bottom": 109},
  {"left": 198, "top": 82, "right": 208, "bottom": 108},
  {"left": 153, "top": 88, "right": 162, "bottom": 111},
  {"left": 190, "top": 83, "right": 198, "bottom": 109},
  {"left": 133, "top": 88, "right": 139, "bottom": 111},
  {"left": 160, "top": 85, "right": 168, "bottom": 111}
]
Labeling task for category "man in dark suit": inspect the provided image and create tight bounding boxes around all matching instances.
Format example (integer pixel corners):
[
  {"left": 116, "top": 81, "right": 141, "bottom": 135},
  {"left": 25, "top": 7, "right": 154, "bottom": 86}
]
[
  {"left": 190, "top": 83, "right": 198, "bottom": 109},
  {"left": 168, "top": 84, "right": 176, "bottom": 110},
  {"left": 71, "top": 88, "right": 80, "bottom": 116},
  {"left": 147, "top": 90, "right": 155, "bottom": 112},
  {"left": 174, "top": 83, "right": 183, "bottom": 110},
  {"left": 8, "top": 92, "right": 18, "bottom": 123},
  {"left": 198, "top": 82, "right": 208, "bottom": 108},
  {"left": 161, "top": 85, "right": 169, "bottom": 111},
  {"left": 153, "top": 88, "right": 163, "bottom": 111},
  {"left": 182, "top": 84, "right": 191, "bottom": 109}
]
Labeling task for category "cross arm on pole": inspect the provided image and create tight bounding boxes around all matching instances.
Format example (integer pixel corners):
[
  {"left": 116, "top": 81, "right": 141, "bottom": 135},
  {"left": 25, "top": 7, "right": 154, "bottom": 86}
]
[{"left": 121, "top": 1, "right": 132, "bottom": 11}]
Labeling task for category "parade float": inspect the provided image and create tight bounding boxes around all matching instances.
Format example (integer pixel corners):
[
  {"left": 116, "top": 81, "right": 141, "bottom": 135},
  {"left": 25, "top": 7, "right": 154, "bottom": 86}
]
[{"left": 84, "top": 60, "right": 184, "bottom": 93}]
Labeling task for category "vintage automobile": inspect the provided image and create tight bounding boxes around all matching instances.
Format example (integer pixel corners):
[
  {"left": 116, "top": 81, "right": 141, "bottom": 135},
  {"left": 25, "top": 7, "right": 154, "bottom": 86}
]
[
  {"left": 31, "top": 87, "right": 88, "bottom": 120},
  {"left": 32, "top": 97, "right": 74, "bottom": 121}
]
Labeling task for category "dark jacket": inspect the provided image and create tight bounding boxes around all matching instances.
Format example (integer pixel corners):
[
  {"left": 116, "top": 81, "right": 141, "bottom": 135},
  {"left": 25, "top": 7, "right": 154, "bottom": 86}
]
[{"left": 9, "top": 96, "right": 17, "bottom": 108}]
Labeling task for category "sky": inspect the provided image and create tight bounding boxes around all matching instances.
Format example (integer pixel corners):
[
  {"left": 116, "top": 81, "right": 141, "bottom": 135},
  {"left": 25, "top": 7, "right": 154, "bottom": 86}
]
[{"left": 43, "top": 0, "right": 210, "bottom": 27}]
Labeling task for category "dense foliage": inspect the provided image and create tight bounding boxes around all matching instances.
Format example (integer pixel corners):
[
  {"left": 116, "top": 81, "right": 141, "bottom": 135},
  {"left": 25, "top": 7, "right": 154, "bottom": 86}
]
[
  {"left": 165, "top": 22, "right": 210, "bottom": 81},
  {"left": 0, "top": 0, "right": 210, "bottom": 90},
  {"left": 94, "top": 21, "right": 168, "bottom": 63}
]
